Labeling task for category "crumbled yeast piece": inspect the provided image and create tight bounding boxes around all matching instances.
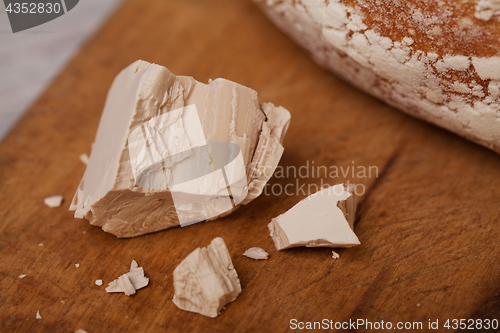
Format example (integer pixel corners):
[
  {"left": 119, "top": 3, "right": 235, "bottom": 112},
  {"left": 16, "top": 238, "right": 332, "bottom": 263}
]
[
  {"left": 268, "top": 184, "right": 360, "bottom": 251},
  {"left": 173, "top": 237, "right": 241, "bottom": 318},
  {"left": 95, "top": 279, "right": 103, "bottom": 286},
  {"left": 75, "top": 264, "right": 80, "bottom": 268},
  {"left": 44, "top": 195, "right": 63, "bottom": 208},
  {"left": 19, "top": 274, "right": 27, "bottom": 279},
  {"left": 70, "top": 60, "right": 291, "bottom": 238},
  {"left": 243, "top": 247, "right": 269, "bottom": 260},
  {"left": 36, "top": 311, "right": 41, "bottom": 319},
  {"left": 79, "top": 153, "right": 89, "bottom": 165},
  {"left": 332, "top": 251, "right": 340, "bottom": 259},
  {"left": 106, "top": 260, "right": 149, "bottom": 296},
  {"left": 75, "top": 330, "right": 87, "bottom": 333}
]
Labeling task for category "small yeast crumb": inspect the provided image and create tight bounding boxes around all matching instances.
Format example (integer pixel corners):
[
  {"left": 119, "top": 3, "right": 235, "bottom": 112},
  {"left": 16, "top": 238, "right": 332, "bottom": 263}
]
[
  {"left": 19, "top": 274, "right": 27, "bottom": 279},
  {"left": 243, "top": 247, "right": 269, "bottom": 260},
  {"left": 79, "top": 153, "right": 89, "bottom": 165},
  {"left": 105, "top": 260, "right": 149, "bottom": 296},
  {"left": 36, "top": 311, "right": 42, "bottom": 319},
  {"left": 95, "top": 279, "right": 103, "bottom": 286},
  {"left": 44, "top": 195, "right": 63, "bottom": 208},
  {"left": 332, "top": 251, "right": 340, "bottom": 259}
]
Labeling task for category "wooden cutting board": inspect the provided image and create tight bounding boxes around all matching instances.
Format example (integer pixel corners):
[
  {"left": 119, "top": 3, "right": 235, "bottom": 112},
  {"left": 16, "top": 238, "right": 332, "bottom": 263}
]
[{"left": 1, "top": 0, "right": 499, "bottom": 331}]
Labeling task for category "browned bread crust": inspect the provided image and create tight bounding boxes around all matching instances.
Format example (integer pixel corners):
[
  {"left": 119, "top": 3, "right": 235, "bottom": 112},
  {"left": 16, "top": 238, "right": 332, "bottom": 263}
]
[{"left": 256, "top": 0, "right": 500, "bottom": 153}]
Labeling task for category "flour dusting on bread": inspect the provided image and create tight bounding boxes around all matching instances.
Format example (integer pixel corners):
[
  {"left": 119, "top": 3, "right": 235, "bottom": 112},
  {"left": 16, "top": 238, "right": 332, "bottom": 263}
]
[{"left": 256, "top": 0, "right": 500, "bottom": 153}]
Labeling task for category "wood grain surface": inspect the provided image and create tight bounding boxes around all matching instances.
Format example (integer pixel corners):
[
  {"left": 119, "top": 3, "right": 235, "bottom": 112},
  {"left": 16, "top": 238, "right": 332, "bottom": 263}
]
[{"left": 1, "top": 0, "right": 499, "bottom": 332}]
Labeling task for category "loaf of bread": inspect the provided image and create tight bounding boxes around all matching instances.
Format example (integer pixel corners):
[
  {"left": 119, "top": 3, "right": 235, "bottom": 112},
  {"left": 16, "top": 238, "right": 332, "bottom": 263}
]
[{"left": 255, "top": 0, "right": 500, "bottom": 153}]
